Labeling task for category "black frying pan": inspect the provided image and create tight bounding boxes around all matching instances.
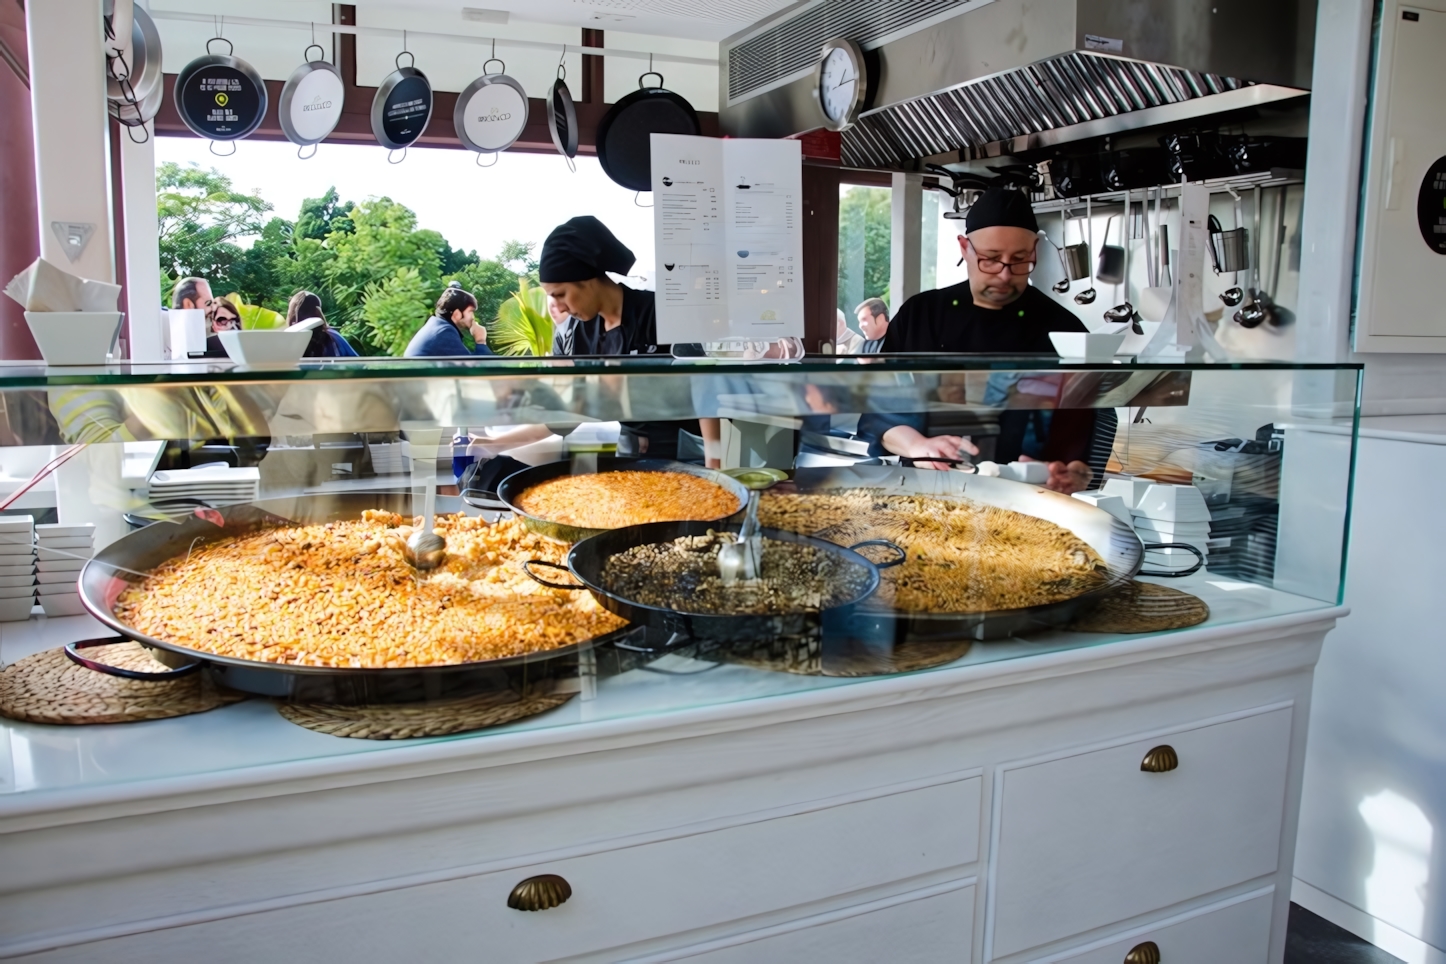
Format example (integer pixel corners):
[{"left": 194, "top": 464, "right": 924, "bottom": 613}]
[
  {"left": 595, "top": 70, "right": 699, "bottom": 192},
  {"left": 464, "top": 456, "right": 748, "bottom": 543},
  {"left": 524, "top": 520, "right": 903, "bottom": 646}
]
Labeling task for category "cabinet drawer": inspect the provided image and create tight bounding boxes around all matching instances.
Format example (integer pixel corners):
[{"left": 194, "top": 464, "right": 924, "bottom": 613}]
[
  {"left": 29, "top": 778, "right": 980, "bottom": 963},
  {"left": 990, "top": 708, "right": 1291, "bottom": 959},
  {"left": 1035, "top": 888, "right": 1273, "bottom": 964},
  {"left": 663, "top": 882, "right": 976, "bottom": 964}
]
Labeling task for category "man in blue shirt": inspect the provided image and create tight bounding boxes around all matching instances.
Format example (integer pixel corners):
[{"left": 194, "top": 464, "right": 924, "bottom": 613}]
[{"left": 403, "top": 283, "right": 496, "bottom": 357}]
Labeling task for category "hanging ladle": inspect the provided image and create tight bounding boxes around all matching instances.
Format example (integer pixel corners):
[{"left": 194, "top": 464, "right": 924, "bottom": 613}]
[
  {"left": 1219, "top": 190, "right": 1247, "bottom": 307},
  {"left": 1103, "top": 189, "right": 1141, "bottom": 334},
  {"left": 399, "top": 424, "right": 447, "bottom": 570},
  {"left": 1050, "top": 209, "right": 1071, "bottom": 293},
  {"left": 1074, "top": 195, "right": 1097, "bottom": 305}
]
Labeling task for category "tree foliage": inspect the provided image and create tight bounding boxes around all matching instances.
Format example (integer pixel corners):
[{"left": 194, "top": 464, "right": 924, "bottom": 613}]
[
  {"left": 156, "top": 163, "right": 538, "bottom": 356},
  {"left": 837, "top": 186, "right": 892, "bottom": 315}
]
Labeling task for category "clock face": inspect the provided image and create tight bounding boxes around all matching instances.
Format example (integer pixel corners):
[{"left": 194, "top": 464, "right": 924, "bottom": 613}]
[{"left": 817, "top": 42, "right": 862, "bottom": 130}]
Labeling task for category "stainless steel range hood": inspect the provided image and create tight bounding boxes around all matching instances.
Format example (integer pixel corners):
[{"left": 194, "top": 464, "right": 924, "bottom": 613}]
[{"left": 720, "top": 0, "right": 1315, "bottom": 169}]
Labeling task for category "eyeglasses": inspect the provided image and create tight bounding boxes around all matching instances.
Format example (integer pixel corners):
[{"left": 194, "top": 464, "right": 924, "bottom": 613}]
[
  {"left": 212, "top": 315, "right": 240, "bottom": 329},
  {"left": 973, "top": 255, "right": 1037, "bottom": 276}
]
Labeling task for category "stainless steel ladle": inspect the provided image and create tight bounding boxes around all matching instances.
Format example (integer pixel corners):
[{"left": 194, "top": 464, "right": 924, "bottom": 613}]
[{"left": 1074, "top": 195, "right": 1097, "bottom": 305}]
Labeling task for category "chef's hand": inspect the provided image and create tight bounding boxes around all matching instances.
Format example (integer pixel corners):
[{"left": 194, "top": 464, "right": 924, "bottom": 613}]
[
  {"left": 888, "top": 429, "right": 978, "bottom": 471},
  {"left": 469, "top": 322, "right": 488, "bottom": 345},
  {"left": 1043, "top": 460, "right": 1093, "bottom": 494}
]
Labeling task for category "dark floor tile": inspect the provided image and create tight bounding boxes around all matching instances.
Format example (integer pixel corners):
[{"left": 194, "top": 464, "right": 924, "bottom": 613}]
[{"left": 1286, "top": 903, "right": 1406, "bottom": 964}]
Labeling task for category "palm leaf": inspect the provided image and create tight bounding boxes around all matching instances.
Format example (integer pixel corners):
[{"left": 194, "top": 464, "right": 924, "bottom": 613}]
[
  {"left": 488, "top": 277, "right": 552, "bottom": 356},
  {"left": 225, "top": 294, "right": 286, "bottom": 330}
]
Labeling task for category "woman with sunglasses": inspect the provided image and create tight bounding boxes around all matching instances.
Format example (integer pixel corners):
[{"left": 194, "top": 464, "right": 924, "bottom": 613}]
[
  {"left": 855, "top": 188, "right": 1110, "bottom": 494},
  {"left": 200, "top": 297, "right": 245, "bottom": 357}
]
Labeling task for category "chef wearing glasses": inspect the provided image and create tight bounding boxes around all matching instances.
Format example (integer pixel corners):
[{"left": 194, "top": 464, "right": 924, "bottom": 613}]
[{"left": 858, "top": 187, "right": 1110, "bottom": 494}]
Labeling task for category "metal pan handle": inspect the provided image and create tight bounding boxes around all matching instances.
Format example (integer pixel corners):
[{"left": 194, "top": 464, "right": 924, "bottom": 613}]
[
  {"left": 462, "top": 487, "right": 509, "bottom": 511},
  {"left": 898, "top": 456, "right": 972, "bottom": 468},
  {"left": 848, "top": 539, "right": 907, "bottom": 570},
  {"left": 64, "top": 637, "right": 204, "bottom": 680},
  {"left": 1138, "top": 542, "right": 1205, "bottom": 578},
  {"left": 522, "top": 559, "right": 586, "bottom": 590}
]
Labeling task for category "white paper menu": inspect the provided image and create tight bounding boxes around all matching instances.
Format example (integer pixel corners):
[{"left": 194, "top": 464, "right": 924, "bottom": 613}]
[{"left": 651, "top": 134, "right": 804, "bottom": 344}]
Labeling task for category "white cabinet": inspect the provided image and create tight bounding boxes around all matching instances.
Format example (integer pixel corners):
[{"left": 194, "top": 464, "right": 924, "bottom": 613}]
[
  {"left": 1355, "top": 0, "right": 1446, "bottom": 350},
  {"left": 0, "top": 611, "right": 1332, "bottom": 963},
  {"left": 1034, "top": 888, "right": 1275, "bottom": 964},
  {"left": 987, "top": 706, "right": 1293, "bottom": 959}
]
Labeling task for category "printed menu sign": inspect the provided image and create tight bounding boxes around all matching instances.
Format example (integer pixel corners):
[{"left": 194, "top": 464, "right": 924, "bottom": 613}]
[{"left": 651, "top": 135, "right": 803, "bottom": 343}]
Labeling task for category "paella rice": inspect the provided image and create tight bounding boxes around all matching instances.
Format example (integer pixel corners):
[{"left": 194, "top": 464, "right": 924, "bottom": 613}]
[
  {"left": 514, "top": 471, "right": 741, "bottom": 530},
  {"left": 758, "top": 490, "right": 1107, "bottom": 613},
  {"left": 113, "top": 511, "right": 627, "bottom": 668}
]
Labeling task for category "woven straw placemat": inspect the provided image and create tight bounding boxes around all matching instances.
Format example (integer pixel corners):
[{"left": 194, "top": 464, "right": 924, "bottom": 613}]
[
  {"left": 1069, "top": 581, "right": 1210, "bottom": 634},
  {"left": 693, "top": 634, "right": 972, "bottom": 677},
  {"left": 278, "top": 689, "right": 575, "bottom": 740},
  {"left": 0, "top": 644, "right": 245, "bottom": 725}
]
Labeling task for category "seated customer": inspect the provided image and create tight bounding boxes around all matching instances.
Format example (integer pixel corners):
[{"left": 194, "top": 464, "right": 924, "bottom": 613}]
[
  {"left": 855, "top": 298, "right": 890, "bottom": 353},
  {"left": 287, "top": 291, "right": 358, "bottom": 357},
  {"left": 201, "top": 296, "right": 243, "bottom": 358},
  {"left": 403, "top": 283, "right": 495, "bottom": 357}
]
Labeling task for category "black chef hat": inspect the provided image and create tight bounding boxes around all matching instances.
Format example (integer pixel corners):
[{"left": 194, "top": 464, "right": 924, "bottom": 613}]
[
  {"left": 964, "top": 187, "right": 1039, "bottom": 235},
  {"left": 539, "top": 216, "right": 636, "bottom": 283}
]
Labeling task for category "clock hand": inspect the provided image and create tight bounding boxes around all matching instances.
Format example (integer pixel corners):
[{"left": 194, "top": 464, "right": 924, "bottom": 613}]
[{"left": 830, "top": 74, "right": 855, "bottom": 90}]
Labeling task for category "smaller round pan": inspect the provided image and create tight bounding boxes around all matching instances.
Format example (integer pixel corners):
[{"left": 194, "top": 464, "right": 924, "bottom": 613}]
[
  {"left": 464, "top": 456, "right": 748, "bottom": 543},
  {"left": 595, "top": 71, "right": 700, "bottom": 192},
  {"left": 526, "top": 520, "right": 903, "bottom": 646},
  {"left": 548, "top": 72, "right": 578, "bottom": 159}
]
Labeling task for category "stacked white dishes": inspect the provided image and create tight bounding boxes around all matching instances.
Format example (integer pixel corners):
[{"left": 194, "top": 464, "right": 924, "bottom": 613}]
[
  {"left": 1102, "top": 478, "right": 1210, "bottom": 573},
  {"left": 368, "top": 441, "right": 406, "bottom": 475},
  {"left": 37, "top": 523, "right": 95, "bottom": 617},
  {"left": 0, "top": 515, "right": 36, "bottom": 621},
  {"left": 147, "top": 465, "right": 260, "bottom": 507}
]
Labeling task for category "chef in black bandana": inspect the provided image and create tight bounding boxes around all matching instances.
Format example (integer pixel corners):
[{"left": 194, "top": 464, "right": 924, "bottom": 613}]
[
  {"left": 858, "top": 188, "right": 1110, "bottom": 494},
  {"left": 539, "top": 216, "right": 702, "bottom": 459}
]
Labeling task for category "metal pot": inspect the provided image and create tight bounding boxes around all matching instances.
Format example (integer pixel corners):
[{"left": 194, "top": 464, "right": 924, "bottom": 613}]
[
  {"left": 464, "top": 456, "right": 748, "bottom": 544},
  {"left": 371, "top": 51, "right": 433, "bottom": 154},
  {"left": 279, "top": 44, "right": 345, "bottom": 153},
  {"left": 1096, "top": 215, "right": 1125, "bottom": 285},
  {"left": 524, "top": 520, "right": 903, "bottom": 647},
  {"left": 173, "top": 37, "right": 268, "bottom": 141},
  {"left": 77, "top": 493, "right": 641, "bottom": 704},
  {"left": 107, "top": 6, "right": 163, "bottom": 129},
  {"left": 595, "top": 70, "right": 700, "bottom": 192},
  {"left": 454, "top": 56, "right": 529, "bottom": 159},
  {"left": 1207, "top": 214, "right": 1250, "bottom": 274}
]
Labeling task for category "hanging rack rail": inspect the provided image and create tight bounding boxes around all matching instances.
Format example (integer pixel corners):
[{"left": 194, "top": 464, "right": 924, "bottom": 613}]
[{"left": 147, "top": 10, "right": 719, "bottom": 68}]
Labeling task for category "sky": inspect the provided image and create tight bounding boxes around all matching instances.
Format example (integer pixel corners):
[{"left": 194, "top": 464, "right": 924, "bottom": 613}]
[{"left": 155, "top": 137, "right": 660, "bottom": 287}]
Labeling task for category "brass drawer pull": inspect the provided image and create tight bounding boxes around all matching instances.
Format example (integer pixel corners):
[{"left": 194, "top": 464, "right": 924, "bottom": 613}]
[
  {"left": 1124, "top": 940, "right": 1161, "bottom": 964},
  {"left": 1140, "top": 745, "right": 1179, "bottom": 773},
  {"left": 508, "top": 874, "right": 572, "bottom": 911}
]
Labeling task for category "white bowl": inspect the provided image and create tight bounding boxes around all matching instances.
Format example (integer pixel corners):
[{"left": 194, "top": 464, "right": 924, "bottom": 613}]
[
  {"left": 217, "top": 329, "right": 311, "bottom": 366},
  {"left": 1049, "top": 331, "right": 1127, "bottom": 362},
  {"left": 24, "top": 311, "right": 123, "bottom": 365}
]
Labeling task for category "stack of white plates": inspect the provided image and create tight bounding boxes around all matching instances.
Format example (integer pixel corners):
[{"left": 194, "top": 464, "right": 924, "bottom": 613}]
[
  {"left": 368, "top": 441, "right": 406, "bottom": 475},
  {"left": 37, "top": 523, "right": 94, "bottom": 617},
  {"left": 146, "top": 466, "right": 260, "bottom": 507},
  {"left": 0, "top": 515, "right": 36, "bottom": 621},
  {"left": 1102, "top": 478, "right": 1210, "bottom": 573}
]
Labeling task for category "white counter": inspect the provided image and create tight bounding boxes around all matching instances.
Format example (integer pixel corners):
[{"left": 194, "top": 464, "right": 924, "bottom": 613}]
[{"left": 0, "top": 581, "right": 1341, "bottom": 963}]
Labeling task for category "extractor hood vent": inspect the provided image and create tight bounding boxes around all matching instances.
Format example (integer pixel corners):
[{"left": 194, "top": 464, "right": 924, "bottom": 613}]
[
  {"left": 842, "top": 51, "right": 1244, "bottom": 168},
  {"left": 729, "top": 0, "right": 969, "bottom": 102}
]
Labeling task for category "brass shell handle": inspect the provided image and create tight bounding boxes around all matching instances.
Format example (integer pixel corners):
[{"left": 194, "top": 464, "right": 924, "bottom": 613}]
[
  {"left": 508, "top": 874, "right": 572, "bottom": 911},
  {"left": 1140, "top": 745, "right": 1179, "bottom": 773},
  {"left": 1125, "top": 940, "right": 1161, "bottom": 964}
]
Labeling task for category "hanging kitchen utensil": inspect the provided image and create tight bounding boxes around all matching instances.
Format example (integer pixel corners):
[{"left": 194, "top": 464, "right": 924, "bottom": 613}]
[
  {"left": 595, "top": 64, "right": 700, "bottom": 192},
  {"left": 547, "top": 54, "right": 579, "bottom": 170},
  {"left": 1050, "top": 212, "right": 1072, "bottom": 294},
  {"left": 279, "top": 36, "right": 345, "bottom": 159},
  {"left": 371, "top": 39, "right": 433, "bottom": 162},
  {"left": 107, "top": 6, "right": 162, "bottom": 140},
  {"left": 1207, "top": 214, "right": 1249, "bottom": 276},
  {"left": 1096, "top": 214, "right": 1125, "bottom": 285},
  {"left": 1104, "top": 190, "right": 1139, "bottom": 332},
  {"left": 174, "top": 30, "right": 268, "bottom": 149},
  {"left": 1074, "top": 195, "right": 1097, "bottom": 306},
  {"left": 454, "top": 43, "right": 529, "bottom": 166},
  {"left": 1060, "top": 209, "right": 1090, "bottom": 283}
]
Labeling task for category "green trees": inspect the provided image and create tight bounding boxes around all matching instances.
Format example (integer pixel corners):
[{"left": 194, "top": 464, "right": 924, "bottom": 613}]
[
  {"left": 156, "top": 163, "right": 536, "bottom": 355},
  {"left": 837, "top": 185, "right": 892, "bottom": 316}
]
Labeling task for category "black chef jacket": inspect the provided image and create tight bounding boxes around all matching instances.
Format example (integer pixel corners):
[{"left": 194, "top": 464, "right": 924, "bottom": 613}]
[
  {"left": 562, "top": 284, "right": 701, "bottom": 459},
  {"left": 856, "top": 282, "right": 1113, "bottom": 472}
]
